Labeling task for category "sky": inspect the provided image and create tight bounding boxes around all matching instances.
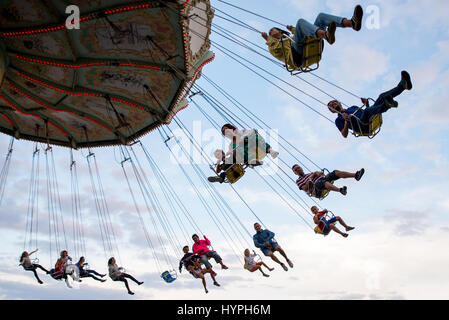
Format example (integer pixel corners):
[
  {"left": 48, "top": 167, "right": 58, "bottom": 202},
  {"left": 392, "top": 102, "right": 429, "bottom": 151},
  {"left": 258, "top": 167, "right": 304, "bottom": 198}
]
[{"left": 1, "top": 0, "right": 449, "bottom": 300}]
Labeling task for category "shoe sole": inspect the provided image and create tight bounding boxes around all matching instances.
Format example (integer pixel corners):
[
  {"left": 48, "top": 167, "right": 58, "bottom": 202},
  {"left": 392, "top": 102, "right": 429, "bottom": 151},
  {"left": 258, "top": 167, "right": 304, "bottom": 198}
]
[
  {"left": 352, "top": 5, "right": 363, "bottom": 31},
  {"left": 401, "top": 71, "right": 413, "bottom": 90},
  {"left": 327, "top": 22, "right": 336, "bottom": 45}
]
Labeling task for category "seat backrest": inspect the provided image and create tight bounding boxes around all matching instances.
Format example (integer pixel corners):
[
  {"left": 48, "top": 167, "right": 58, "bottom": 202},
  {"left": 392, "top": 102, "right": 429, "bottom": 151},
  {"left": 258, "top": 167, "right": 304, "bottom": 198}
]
[
  {"left": 301, "top": 37, "right": 323, "bottom": 70},
  {"left": 225, "top": 164, "right": 245, "bottom": 184},
  {"left": 161, "top": 270, "right": 176, "bottom": 283}
]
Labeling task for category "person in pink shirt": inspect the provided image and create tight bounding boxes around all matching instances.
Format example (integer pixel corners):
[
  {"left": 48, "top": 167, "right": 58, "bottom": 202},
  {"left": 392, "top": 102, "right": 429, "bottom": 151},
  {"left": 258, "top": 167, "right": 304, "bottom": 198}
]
[{"left": 192, "top": 234, "right": 228, "bottom": 272}]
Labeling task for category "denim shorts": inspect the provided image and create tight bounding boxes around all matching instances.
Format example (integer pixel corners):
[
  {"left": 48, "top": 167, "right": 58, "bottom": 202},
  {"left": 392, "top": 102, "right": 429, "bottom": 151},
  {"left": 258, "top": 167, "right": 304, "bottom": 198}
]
[
  {"left": 314, "top": 171, "right": 339, "bottom": 196},
  {"left": 261, "top": 241, "right": 279, "bottom": 256},
  {"left": 322, "top": 217, "right": 338, "bottom": 234}
]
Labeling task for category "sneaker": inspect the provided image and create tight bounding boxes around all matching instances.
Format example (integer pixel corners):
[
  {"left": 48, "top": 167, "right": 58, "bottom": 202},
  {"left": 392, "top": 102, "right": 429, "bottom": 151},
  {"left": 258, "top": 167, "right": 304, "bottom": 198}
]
[
  {"left": 400, "top": 70, "right": 413, "bottom": 90},
  {"left": 281, "top": 263, "right": 288, "bottom": 271},
  {"left": 351, "top": 5, "right": 363, "bottom": 31},
  {"left": 128, "top": 291, "right": 135, "bottom": 295},
  {"left": 208, "top": 176, "right": 224, "bottom": 183},
  {"left": 38, "top": 280, "right": 43, "bottom": 284},
  {"left": 384, "top": 95, "right": 398, "bottom": 108},
  {"left": 138, "top": 281, "right": 144, "bottom": 285},
  {"left": 213, "top": 281, "right": 220, "bottom": 287},
  {"left": 343, "top": 233, "right": 349, "bottom": 238},
  {"left": 355, "top": 168, "right": 365, "bottom": 181},
  {"left": 287, "top": 260, "right": 294, "bottom": 268},
  {"left": 346, "top": 226, "right": 355, "bottom": 232},
  {"left": 326, "top": 21, "right": 337, "bottom": 45},
  {"left": 340, "top": 186, "right": 347, "bottom": 195},
  {"left": 205, "top": 289, "right": 209, "bottom": 294},
  {"left": 263, "top": 274, "right": 270, "bottom": 277},
  {"left": 221, "top": 264, "right": 228, "bottom": 270},
  {"left": 269, "top": 150, "right": 279, "bottom": 159}
]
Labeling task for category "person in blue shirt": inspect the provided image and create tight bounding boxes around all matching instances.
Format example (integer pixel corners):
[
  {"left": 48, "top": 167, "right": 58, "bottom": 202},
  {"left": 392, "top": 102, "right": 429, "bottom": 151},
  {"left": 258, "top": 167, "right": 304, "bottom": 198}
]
[
  {"left": 328, "top": 71, "right": 413, "bottom": 138},
  {"left": 253, "top": 223, "right": 293, "bottom": 271},
  {"left": 76, "top": 256, "right": 106, "bottom": 282}
]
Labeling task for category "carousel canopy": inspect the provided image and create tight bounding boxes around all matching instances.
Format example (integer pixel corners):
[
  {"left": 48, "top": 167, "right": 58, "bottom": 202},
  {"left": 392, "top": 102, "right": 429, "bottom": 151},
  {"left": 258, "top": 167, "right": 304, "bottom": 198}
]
[{"left": 0, "top": 0, "right": 214, "bottom": 148}]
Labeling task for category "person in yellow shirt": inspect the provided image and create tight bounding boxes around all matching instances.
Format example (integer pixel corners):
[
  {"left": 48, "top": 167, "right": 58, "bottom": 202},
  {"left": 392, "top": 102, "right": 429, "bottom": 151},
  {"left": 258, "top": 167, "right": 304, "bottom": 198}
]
[{"left": 262, "top": 5, "right": 363, "bottom": 69}]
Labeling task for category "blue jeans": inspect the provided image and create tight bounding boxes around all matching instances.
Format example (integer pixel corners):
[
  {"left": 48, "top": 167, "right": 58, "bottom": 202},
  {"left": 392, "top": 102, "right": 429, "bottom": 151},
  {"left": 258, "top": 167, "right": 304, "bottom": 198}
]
[
  {"left": 200, "top": 251, "right": 222, "bottom": 269},
  {"left": 361, "top": 85, "right": 405, "bottom": 123},
  {"left": 291, "top": 13, "right": 345, "bottom": 60}
]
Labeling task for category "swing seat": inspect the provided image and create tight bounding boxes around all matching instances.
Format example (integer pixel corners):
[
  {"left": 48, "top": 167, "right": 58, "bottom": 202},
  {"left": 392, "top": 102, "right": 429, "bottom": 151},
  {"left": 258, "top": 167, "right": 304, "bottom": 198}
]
[
  {"left": 161, "top": 270, "right": 177, "bottom": 283},
  {"left": 243, "top": 264, "right": 251, "bottom": 271},
  {"left": 353, "top": 114, "right": 383, "bottom": 139},
  {"left": 224, "top": 164, "right": 245, "bottom": 184},
  {"left": 286, "top": 37, "right": 323, "bottom": 75},
  {"left": 49, "top": 268, "right": 63, "bottom": 280},
  {"left": 314, "top": 225, "right": 330, "bottom": 236}
]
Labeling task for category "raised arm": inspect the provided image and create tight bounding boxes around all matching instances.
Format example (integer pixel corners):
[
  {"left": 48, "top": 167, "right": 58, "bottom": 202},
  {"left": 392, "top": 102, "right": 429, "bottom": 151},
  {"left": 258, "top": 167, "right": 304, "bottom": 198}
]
[
  {"left": 340, "top": 114, "right": 350, "bottom": 138},
  {"left": 203, "top": 235, "right": 211, "bottom": 246}
]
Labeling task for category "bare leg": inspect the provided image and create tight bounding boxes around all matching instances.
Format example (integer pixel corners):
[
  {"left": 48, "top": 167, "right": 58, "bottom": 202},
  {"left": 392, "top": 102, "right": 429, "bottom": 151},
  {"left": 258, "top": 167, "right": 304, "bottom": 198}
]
[
  {"left": 261, "top": 261, "right": 274, "bottom": 271},
  {"left": 336, "top": 216, "right": 354, "bottom": 231},
  {"left": 342, "top": 18, "right": 353, "bottom": 28},
  {"left": 199, "top": 273, "right": 208, "bottom": 293},
  {"left": 324, "top": 181, "right": 341, "bottom": 192},
  {"left": 330, "top": 224, "right": 348, "bottom": 238},
  {"left": 268, "top": 252, "right": 282, "bottom": 265},
  {"left": 275, "top": 246, "right": 289, "bottom": 262},
  {"left": 334, "top": 170, "right": 356, "bottom": 179},
  {"left": 256, "top": 265, "right": 269, "bottom": 277}
]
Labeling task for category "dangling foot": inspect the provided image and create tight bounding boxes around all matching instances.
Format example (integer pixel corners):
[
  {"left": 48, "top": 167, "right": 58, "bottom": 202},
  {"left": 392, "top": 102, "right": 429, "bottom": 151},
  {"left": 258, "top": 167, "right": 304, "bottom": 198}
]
[
  {"left": 205, "top": 288, "right": 209, "bottom": 294},
  {"left": 128, "top": 291, "right": 135, "bottom": 295},
  {"left": 213, "top": 281, "right": 221, "bottom": 287},
  {"left": 351, "top": 5, "right": 363, "bottom": 31},
  {"left": 342, "top": 233, "right": 349, "bottom": 238},
  {"left": 346, "top": 226, "right": 355, "bottom": 232},
  {"left": 101, "top": 274, "right": 106, "bottom": 277},
  {"left": 221, "top": 264, "right": 228, "bottom": 270},
  {"left": 138, "top": 281, "right": 144, "bottom": 285},
  {"left": 287, "top": 260, "right": 294, "bottom": 268},
  {"left": 38, "top": 280, "right": 43, "bottom": 284},
  {"left": 355, "top": 168, "right": 365, "bottom": 181},
  {"left": 384, "top": 95, "right": 399, "bottom": 108},
  {"left": 263, "top": 274, "right": 270, "bottom": 277},
  {"left": 326, "top": 21, "right": 337, "bottom": 45},
  {"left": 101, "top": 279, "right": 107, "bottom": 283},
  {"left": 400, "top": 71, "right": 413, "bottom": 90},
  {"left": 280, "top": 263, "right": 288, "bottom": 271},
  {"left": 340, "top": 186, "right": 347, "bottom": 195},
  {"left": 268, "top": 267, "right": 274, "bottom": 272},
  {"left": 208, "top": 176, "right": 224, "bottom": 183},
  {"left": 269, "top": 150, "right": 279, "bottom": 159}
]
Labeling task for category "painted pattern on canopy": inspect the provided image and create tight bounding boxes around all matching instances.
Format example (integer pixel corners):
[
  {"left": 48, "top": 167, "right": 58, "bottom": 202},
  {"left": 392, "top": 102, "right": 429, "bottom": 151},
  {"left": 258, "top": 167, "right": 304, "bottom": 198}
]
[{"left": 0, "top": 0, "right": 214, "bottom": 148}]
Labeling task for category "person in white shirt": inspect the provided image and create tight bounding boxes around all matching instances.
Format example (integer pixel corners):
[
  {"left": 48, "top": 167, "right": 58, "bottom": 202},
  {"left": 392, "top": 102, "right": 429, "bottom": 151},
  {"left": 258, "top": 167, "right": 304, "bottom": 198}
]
[
  {"left": 244, "top": 249, "right": 274, "bottom": 277},
  {"left": 19, "top": 249, "right": 50, "bottom": 284},
  {"left": 108, "top": 257, "right": 143, "bottom": 295}
]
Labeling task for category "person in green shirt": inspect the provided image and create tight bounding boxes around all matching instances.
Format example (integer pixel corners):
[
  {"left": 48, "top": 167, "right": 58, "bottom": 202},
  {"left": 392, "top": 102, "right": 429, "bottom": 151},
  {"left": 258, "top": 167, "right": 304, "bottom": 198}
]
[{"left": 262, "top": 5, "right": 363, "bottom": 70}]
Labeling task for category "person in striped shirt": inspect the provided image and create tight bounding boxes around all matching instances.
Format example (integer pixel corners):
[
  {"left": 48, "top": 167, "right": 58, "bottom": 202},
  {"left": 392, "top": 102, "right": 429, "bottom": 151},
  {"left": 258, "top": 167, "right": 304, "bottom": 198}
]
[
  {"left": 311, "top": 206, "right": 354, "bottom": 237},
  {"left": 292, "top": 164, "right": 365, "bottom": 197}
]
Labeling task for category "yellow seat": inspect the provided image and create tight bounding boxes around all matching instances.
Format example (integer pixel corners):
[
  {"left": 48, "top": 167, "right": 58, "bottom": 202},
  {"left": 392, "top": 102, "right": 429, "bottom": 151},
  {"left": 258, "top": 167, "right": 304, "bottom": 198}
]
[
  {"left": 353, "top": 114, "right": 383, "bottom": 139},
  {"left": 283, "top": 37, "right": 323, "bottom": 74},
  {"left": 225, "top": 164, "right": 245, "bottom": 184},
  {"left": 243, "top": 264, "right": 251, "bottom": 271}
]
